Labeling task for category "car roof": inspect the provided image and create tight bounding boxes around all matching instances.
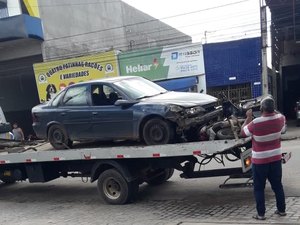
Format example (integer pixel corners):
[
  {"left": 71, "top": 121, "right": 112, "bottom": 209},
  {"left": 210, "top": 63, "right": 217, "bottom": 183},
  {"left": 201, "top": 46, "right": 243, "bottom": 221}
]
[{"left": 71, "top": 76, "right": 140, "bottom": 87}]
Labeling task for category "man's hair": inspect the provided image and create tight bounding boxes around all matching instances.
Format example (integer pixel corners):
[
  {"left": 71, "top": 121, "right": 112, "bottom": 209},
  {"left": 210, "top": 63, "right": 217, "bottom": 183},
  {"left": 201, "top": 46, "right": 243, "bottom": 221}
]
[{"left": 261, "top": 96, "right": 275, "bottom": 113}]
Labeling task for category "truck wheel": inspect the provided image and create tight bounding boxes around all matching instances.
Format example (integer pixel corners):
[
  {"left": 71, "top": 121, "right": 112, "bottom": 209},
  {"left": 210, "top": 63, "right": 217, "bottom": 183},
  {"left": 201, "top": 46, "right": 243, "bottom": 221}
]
[
  {"left": 166, "top": 168, "right": 175, "bottom": 180},
  {"left": 146, "top": 168, "right": 174, "bottom": 186},
  {"left": 143, "top": 118, "right": 174, "bottom": 145},
  {"left": 97, "top": 169, "right": 139, "bottom": 205},
  {"left": 48, "top": 125, "right": 72, "bottom": 150},
  {"left": 1, "top": 177, "right": 16, "bottom": 184}
]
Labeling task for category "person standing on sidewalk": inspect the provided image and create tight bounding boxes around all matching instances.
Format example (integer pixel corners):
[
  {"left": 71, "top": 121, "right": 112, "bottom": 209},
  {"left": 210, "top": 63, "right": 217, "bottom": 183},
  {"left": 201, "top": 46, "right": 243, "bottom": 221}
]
[{"left": 241, "top": 96, "right": 287, "bottom": 220}]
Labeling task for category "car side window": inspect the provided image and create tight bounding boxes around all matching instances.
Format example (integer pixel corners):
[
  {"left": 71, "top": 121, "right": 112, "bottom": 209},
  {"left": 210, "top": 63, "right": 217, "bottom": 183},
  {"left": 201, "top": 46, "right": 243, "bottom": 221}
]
[
  {"left": 62, "top": 86, "right": 88, "bottom": 106},
  {"left": 91, "top": 84, "right": 122, "bottom": 106}
]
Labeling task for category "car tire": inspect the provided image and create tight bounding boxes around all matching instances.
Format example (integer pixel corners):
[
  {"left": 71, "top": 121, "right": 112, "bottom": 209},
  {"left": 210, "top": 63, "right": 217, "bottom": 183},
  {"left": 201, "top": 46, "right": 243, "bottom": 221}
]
[
  {"left": 146, "top": 168, "right": 174, "bottom": 186},
  {"left": 142, "top": 118, "right": 174, "bottom": 145},
  {"left": 48, "top": 124, "right": 72, "bottom": 150},
  {"left": 97, "top": 169, "right": 139, "bottom": 205},
  {"left": 216, "top": 127, "right": 235, "bottom": 140}
]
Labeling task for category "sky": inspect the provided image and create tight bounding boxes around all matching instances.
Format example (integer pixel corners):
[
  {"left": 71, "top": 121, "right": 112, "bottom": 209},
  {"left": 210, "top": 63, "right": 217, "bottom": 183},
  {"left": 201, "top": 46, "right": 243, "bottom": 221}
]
[{"left": 122, "top": 0, "right": 262, "bottom": 43}]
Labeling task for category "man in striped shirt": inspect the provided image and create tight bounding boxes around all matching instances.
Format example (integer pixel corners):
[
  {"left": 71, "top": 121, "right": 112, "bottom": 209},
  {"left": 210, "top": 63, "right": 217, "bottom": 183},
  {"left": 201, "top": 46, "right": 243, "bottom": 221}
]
[{"left": 241, "top": 96, "right": 286, "bottom": 220}]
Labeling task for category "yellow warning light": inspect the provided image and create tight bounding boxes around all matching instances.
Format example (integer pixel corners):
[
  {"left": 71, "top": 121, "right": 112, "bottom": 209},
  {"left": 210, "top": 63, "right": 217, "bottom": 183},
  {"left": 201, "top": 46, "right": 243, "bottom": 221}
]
[{"left": 245, "top": 157, "right": 251, "bottom": 167}]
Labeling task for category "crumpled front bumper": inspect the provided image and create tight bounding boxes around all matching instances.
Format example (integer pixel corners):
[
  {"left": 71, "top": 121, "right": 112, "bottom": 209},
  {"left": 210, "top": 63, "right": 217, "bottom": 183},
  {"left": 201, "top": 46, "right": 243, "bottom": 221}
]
[{"left": 168, "top": 107, "right": 223, "bottom": 132}]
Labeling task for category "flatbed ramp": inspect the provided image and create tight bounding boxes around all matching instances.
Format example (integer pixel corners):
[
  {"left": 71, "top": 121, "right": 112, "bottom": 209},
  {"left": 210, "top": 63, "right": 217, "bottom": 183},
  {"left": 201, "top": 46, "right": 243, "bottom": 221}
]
[{"left": 0, "top": 138, "right": 251, "bottom": 164}]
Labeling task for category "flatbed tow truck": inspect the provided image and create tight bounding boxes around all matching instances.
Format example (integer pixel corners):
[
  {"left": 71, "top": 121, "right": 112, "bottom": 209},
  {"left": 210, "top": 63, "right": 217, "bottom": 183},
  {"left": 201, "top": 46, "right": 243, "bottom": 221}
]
[{"left": 0, "top": 138, "right": 290, "bottom": 205}]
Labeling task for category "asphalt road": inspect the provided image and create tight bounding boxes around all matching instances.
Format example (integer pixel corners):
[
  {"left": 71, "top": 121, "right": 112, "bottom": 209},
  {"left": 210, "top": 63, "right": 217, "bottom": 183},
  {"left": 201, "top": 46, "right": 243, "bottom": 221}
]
[{"left": 0, "top": 139, "right": 300, "bottom": 225}]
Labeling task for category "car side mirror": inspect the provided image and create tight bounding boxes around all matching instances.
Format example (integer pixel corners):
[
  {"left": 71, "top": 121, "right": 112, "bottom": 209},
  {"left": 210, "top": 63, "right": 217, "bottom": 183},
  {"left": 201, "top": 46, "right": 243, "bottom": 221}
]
[{"left": 114, "top": 99, "right": 137, "bottom": 107}]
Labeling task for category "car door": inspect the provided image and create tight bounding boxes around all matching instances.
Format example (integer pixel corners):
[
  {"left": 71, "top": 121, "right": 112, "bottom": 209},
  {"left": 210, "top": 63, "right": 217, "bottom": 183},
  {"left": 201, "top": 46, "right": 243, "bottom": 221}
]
[
  {"left": 90, "top": 83, "right": 134, "bottom": 140},
  {"left": 58, "top": 84, "right": 92, "bottom": 140}
]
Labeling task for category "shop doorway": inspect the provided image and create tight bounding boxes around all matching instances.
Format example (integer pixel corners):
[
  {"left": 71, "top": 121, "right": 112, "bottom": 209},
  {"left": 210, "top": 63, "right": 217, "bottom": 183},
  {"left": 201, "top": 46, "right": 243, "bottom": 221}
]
[{"left": 282, "top": 65, "right": 300, "bottom": 119}]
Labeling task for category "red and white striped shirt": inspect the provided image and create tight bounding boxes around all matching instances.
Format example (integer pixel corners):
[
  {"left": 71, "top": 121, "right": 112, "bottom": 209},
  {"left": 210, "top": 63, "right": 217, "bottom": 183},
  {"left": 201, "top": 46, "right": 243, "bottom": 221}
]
[{"left": 242, "top": 112, "right": 286, "bottom": 164}]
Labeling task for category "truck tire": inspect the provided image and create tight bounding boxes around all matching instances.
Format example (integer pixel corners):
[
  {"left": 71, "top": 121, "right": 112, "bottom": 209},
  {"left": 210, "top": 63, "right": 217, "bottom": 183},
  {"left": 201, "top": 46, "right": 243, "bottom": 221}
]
[
  {"left": 146, "top": 168, "right": 174, "bottom": 186},
  {"left": 48, "top": 125, "right": 72, "bottom": 150},
  {"left": 143, "top": 118, "right": 174, "bottom": 145},
  {"left": 97, "top": 169, "right": 139, "bottom": 205}
]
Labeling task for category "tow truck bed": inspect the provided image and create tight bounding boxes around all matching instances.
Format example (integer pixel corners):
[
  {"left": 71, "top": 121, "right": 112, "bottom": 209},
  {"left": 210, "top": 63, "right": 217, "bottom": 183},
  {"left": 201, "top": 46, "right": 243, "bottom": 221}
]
[{"left": 0, "top": 138, "right": 252, "bottom": 204}]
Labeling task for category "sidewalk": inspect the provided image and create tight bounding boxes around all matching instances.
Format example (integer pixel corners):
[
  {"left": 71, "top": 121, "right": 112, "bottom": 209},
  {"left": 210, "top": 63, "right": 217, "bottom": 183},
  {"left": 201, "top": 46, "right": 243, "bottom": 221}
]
[{"left": 281, "top": 120, "right": 300, "bottom": 141}]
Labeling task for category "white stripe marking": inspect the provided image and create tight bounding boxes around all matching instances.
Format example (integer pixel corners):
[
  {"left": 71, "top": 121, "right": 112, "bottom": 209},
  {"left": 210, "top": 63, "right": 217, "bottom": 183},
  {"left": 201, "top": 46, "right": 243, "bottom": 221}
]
[
  {"left": 253, "top": 132, "right": 281, "bottom": 142},
  {"left": 252, "top": 148, "right": 281, "bottom": 159},
  {"left": 253, "top": 114, "right": 282, "bottom": 124},
  {"left": 243, "top": 126, "right": 252, "bottom": 136}
]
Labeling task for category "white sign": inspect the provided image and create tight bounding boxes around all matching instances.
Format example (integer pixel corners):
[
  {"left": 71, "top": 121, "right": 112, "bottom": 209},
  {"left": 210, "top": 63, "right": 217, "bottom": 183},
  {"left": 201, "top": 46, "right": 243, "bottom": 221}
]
[{"left": 160, "top": 43, "right": 205, "bottom": 79}]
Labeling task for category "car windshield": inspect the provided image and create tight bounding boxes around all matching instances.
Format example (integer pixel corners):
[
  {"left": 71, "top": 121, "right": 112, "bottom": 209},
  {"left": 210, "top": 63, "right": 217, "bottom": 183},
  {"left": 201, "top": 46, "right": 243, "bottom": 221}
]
[{"left": 114, "top": 77, "right": 167, "bottom": 100}]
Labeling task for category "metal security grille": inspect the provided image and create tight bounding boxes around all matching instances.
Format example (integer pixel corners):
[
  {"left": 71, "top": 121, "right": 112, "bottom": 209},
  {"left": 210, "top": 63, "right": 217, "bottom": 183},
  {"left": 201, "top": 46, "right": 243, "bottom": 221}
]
[{"left": 207, "top": 83, "right": 252, "bottom": 103}]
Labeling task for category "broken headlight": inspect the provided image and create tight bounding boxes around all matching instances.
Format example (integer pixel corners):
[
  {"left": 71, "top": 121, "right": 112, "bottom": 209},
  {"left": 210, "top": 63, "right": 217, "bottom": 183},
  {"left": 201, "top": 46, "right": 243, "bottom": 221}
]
[
  {"left": 169, "top": 105, "right": 184, "bottom": 113},
  {"left": 185, "top": 106, "right": 206, "bottom": 115}
]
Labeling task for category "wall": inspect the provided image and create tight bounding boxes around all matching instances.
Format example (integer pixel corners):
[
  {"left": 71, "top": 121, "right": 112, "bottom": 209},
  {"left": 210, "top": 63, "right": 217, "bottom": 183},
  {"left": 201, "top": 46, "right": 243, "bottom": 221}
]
[
  {"left": 0, "top": 39, "right": 42, "bottom": 61},
  {"left": 281, "top": 41, "right": 300, "bottom": 67},
  {"left": 0, "top": 55, "right": 43, "bottom": 136},
  {"left": 39, "top": 0, "right": 126, "bottom": 61},
  {"left": 203, "top": 37, "right": 262, "bottom": 97},
  {"left": 39, "top": 0, "right": 191, "bottom": 61}
]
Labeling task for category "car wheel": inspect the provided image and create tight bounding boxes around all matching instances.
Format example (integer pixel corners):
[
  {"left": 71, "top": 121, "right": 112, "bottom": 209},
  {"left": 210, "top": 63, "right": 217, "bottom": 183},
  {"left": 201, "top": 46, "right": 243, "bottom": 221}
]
[
  {"left": 48, "top": 125, "right": 72, "bottom": 150},
  {"left": 97, "top": 169, "right": 139, "bottom": 205},
  {"left": 143, "top": 118, "right": 174, "bottom": 145},
  {"left": 216, "top": 127, "right": 235, "bottom": 140}
]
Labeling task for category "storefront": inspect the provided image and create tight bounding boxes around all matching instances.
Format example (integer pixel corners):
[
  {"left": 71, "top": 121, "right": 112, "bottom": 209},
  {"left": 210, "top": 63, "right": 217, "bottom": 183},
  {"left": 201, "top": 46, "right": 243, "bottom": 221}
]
[
  {"left": 33, "top": 51, "right": 119, "bottom": 103},
  {"left": 118, "top": 43, "right": 206, "bottom": 93}
]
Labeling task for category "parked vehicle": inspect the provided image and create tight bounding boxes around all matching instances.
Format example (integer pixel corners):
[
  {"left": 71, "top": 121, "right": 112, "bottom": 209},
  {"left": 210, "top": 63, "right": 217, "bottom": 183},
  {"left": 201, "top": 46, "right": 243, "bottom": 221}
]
[{"left": 32, "top": 76, "right": 222, "bottom": 149}]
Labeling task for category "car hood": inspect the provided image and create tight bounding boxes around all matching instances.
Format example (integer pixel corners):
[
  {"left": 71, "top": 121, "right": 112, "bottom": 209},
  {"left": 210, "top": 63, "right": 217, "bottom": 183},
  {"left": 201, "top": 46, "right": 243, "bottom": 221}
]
[{"left": 140, "top": 91, "right": 217, "bottom": 107}]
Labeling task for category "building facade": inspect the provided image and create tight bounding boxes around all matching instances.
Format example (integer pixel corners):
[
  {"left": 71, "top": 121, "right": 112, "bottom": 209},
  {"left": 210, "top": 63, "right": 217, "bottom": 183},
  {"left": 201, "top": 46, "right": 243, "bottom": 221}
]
[
  {"left": 203, "top": 37, "right": 262, "bottom": 103},
  {"left": 39, "top": 0, "right": 192, "bottom": 61}
]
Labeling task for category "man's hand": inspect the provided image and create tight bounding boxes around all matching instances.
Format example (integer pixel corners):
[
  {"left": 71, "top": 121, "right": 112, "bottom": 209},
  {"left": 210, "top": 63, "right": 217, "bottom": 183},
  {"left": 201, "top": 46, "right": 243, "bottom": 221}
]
[
  {"left": 241, "top": 109, "right": 253, "bottom": 136},
  {"left": 246, "top": 109, "right": 253, "bottom": 118}
]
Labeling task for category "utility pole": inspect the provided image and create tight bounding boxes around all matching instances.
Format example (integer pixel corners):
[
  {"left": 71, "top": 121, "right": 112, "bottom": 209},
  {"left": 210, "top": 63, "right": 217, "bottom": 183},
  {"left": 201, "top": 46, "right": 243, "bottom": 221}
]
[{"left": 260, "top": 0, "right": 268, "bottom": 96}]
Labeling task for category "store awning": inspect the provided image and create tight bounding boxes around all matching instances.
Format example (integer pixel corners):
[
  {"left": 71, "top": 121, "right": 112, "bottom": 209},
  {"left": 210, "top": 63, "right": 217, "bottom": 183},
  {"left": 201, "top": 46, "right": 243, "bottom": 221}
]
[
  {"left": 0, "top": 14, "right": 43, "bottom": 42},
  {"left": 155, "top": 76, "right": 198, "bottom": 92}
]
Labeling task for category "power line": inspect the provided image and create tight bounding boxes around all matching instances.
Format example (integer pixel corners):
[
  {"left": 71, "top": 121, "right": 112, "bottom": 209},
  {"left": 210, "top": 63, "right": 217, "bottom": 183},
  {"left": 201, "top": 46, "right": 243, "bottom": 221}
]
[{"left": 43, "top": 10, "right": 260, "bottom": 50}]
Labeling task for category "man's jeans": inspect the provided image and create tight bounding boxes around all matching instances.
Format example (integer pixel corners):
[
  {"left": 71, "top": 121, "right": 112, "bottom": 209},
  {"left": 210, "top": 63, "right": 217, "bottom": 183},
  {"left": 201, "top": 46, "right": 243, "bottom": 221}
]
[{"left": 252, "top": 160, "right": 286, "bottom": 216}]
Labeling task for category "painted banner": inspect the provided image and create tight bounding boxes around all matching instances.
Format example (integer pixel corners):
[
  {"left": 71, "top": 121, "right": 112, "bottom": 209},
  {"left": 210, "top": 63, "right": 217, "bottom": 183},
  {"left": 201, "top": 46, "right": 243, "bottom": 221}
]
[
  {"left": 118, "top": 43, "right": 205, "bottom": 80},
  {"left": 33, "top": 51, "right": 119, "bottom": 102}
]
